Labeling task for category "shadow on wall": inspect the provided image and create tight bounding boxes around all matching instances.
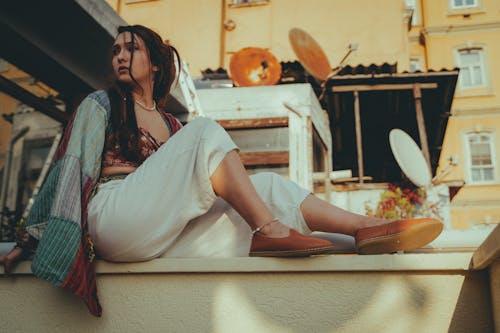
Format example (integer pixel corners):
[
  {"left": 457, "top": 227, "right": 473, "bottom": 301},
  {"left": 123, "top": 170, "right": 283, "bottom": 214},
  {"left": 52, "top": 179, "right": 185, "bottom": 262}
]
[
  {"left": 1, "top": 266, "right": 494, "bottom": 332},
  {"left": 210, "top": 274, "right": 433, "bottom": 332},
  {"left": 209, "top": 273, "right": 493, "bottom": 333}
]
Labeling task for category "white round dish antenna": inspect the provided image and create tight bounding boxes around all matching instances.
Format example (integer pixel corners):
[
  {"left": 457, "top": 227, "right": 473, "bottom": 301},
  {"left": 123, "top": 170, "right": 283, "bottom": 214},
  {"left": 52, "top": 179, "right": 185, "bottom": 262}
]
[{"left": 389, "top": 129, "right": 431, "bottom": 188}]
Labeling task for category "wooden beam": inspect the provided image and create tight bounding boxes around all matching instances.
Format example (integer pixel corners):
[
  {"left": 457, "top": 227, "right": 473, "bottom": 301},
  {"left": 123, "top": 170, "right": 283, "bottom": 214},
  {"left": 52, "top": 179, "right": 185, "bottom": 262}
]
[
  {"left": 413, "top": 84, "right": 431, "bottom": 171},
  {"left": 239, "top": 151, "right": 289, "bottom": 166},
  {"left": 216, "top": 117, "right": 288, "bottom": 129},
  {"left": 331, "top": 83, "right": 437, "bottom": 93},
  {"left": 354, "top": 90, "right": 365, "bottom": 184},
  {"left": 471, "top": 224, "right": 500, "bottom": 270},
  {"left": 322, "top": 142, "right": 331, "bottom": 202},
  {"left": 0, "top": 75, "right": 69, "bottom": 123},
  {"left": 312, "top": 173, "right": 373, "bottom": 182}
]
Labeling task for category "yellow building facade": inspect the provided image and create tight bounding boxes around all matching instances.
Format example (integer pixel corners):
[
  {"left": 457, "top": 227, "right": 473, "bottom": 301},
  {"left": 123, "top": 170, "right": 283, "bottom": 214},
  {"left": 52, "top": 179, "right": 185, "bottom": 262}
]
[
  {"left": 107, "top": 0, "right": 412, "bottom": 74},
  {"left": 408, "top": 0, "right": 500, "bottom": 229}
]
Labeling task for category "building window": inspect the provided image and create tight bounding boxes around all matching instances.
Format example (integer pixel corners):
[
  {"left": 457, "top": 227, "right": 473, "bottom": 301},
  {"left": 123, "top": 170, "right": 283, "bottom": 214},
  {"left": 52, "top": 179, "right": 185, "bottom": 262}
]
[
  {"left": 229, "top": 0, "right": 269, "bottom": 7},
  {"left": 410, "top": 57, "right": 423, "bottom": 72},
  {"left": 405, "top": 0, "right": 420, "bottom": 25},
  {"left": 457, "top": 48, "right": 486, "bottom": 89},
  {"left": 451, "top": 0, "right": 477, "bottom": 8},
  {"left": 466, "top": 132, "right": 496, "bottom": 184}
]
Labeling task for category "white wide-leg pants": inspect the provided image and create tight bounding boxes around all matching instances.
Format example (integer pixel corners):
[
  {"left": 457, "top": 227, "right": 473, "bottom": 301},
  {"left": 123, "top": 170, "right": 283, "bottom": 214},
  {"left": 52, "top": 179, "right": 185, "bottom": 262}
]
[{"left": 88, "top": 118, "right": 312, "bottom": 262}]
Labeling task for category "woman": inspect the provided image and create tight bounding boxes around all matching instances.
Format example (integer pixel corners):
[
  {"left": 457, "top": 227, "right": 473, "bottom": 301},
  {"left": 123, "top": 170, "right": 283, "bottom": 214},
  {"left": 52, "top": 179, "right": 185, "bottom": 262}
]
[{"left": 0, "top": 25, "right": 443, "bottom": 316}]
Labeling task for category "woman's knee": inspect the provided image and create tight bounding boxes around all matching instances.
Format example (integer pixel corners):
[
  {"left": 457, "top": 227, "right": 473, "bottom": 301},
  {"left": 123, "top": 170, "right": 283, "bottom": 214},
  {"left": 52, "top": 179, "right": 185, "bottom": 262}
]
[
  {"left": 187, "top": 117, "right": 221, "bottom": 134},
  {"left": 250, "top": 172, "right": 276, "bottom": 182},
  {"left": 189, "top": 117, "right": 237, "bottom": 151},
  {"left": 250, "top": 172, "right": 284, "bottom": 193}
]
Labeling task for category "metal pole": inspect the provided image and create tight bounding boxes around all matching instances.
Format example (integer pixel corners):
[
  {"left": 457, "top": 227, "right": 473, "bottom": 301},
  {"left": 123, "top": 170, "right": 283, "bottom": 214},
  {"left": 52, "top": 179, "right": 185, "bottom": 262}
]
[
  {"left": 354, "top": 90, "right": 364, "bottom": 184},
  {"left": 413, "top": 84, "right": 431, "bottom": 171},
  {"left": 0, "top": 126, "right": 29, "bottom": 240}
]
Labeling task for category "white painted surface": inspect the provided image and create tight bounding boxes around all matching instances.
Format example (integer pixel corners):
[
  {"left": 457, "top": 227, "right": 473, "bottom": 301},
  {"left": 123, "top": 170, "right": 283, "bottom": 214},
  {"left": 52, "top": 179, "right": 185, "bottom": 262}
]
[{"left": 198, "top": 84, "right": 331, "bottom": 191}]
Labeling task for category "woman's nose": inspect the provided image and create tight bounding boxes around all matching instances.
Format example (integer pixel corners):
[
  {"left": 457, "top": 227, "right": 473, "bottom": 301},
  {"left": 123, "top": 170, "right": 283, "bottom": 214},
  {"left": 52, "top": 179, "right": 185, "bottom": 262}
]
[{"left": 117, "top": 49, "right": 127, "bottom": 62}]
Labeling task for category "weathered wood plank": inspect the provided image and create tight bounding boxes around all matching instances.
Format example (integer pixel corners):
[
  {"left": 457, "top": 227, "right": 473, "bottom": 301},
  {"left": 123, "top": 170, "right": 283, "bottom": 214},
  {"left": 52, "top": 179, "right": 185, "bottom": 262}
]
[
  {"left": 472, "top": 224, "right": 500, "bottom": 270},
  {"left": 331, "top": 83, "right": 437, "bottom": 92},
  {"left": 239, "top": 151, "right": 289, "bottom": 166},
  {"left": 354, "top": 90, "right": 364, "bottom": 184},
  {"left": 216, "top": 117, "right": 288, "bottom": 129},
  {"left": 413, "top": 84, "right": 432, "bottom": 171}
]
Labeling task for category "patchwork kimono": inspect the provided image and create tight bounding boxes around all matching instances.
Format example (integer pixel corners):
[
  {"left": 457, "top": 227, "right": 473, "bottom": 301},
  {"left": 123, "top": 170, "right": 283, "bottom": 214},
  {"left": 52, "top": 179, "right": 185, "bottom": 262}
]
[{"left": 24, "top": 90, "right": 110, "bottom": 317}]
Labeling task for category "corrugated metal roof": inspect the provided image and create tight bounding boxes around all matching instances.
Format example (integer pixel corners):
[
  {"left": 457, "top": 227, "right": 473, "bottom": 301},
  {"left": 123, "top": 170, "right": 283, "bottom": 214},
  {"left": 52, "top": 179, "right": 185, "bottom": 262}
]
[
  {"left": 336, "top": 63, "right": 397, "bottom": 76},
  {"left": 200, "top": 67, "right": 229, "bottom": 80}
]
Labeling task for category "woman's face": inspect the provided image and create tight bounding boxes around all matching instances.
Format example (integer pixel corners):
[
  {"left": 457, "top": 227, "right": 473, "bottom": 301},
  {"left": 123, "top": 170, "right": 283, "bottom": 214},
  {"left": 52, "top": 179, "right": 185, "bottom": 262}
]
[{"left": 112, "top": 31, "right": 156, "bottom": 86}]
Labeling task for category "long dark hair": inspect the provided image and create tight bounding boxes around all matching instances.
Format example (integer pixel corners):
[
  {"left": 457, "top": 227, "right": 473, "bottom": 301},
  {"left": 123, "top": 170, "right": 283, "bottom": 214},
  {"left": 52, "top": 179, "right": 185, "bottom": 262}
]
[{"left": 107, "top": 25, "right": 180, "bottom": 162}]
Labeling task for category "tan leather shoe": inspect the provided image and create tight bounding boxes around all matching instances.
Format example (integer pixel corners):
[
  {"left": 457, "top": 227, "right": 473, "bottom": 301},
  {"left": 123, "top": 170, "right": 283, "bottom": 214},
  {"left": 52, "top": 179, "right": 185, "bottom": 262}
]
[
  {"left": 355, "top": 218, "right": 443, "bottom": 254},
  {"left": 250, "top": 229, "right": 335, "bottom": 257}
]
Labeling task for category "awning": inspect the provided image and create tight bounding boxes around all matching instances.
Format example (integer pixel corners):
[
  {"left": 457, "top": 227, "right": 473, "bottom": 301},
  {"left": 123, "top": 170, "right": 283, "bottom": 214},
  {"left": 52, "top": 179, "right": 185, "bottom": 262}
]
[
  {"left": 324, "top": 65, "right": 459, "bottom": 183},
  {"left": 0, "top": 0, "right": 124, "bottom": 104}
]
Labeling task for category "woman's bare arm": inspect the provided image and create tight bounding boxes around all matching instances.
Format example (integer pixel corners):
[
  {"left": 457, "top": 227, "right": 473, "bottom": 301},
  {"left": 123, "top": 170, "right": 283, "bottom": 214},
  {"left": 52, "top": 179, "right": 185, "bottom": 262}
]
[{"left": 0, "top": 246, "right": 24, "bottom": 274}]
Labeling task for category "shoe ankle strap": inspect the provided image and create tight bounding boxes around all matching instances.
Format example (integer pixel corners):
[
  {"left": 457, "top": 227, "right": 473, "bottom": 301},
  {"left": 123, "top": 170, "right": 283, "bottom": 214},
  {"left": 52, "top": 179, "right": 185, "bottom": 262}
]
[{"left": 251, "top": 218, "right": 279, "bottom": 235}]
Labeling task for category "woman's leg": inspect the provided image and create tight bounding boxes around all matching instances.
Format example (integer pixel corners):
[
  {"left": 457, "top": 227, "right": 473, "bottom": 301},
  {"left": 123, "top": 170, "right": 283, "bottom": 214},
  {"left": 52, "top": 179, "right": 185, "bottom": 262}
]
[
  {"left": 247, "top": 174, "right": 442, "bottom": 254},
  {"left": 161, "top": 172, "right": 328, "bottom": 258},
  {"left": 210, "top": 150, "right": 289, "bottom": 238},
  {"left": 206, "top": 145, "right": 336, "bottom": 256},
  {"left": 210, "top": 151, "right": 386, "bottom": 237},
  {"left": 300, "top": 195, "right": 387, "bottom": 236}
]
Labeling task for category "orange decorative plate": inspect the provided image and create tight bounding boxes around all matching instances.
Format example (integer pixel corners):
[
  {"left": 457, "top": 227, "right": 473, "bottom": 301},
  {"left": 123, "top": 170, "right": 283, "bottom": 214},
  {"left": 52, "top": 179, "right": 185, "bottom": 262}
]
[{"left": 229, "top": 47, "right": 282, "bottom": 87}]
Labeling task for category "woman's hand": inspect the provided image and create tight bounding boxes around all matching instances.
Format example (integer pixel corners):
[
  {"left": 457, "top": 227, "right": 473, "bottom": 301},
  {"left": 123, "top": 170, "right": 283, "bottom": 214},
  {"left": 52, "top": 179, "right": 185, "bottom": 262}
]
[{"left": 0, "top": 246, "right": 25, "bottom": 274}]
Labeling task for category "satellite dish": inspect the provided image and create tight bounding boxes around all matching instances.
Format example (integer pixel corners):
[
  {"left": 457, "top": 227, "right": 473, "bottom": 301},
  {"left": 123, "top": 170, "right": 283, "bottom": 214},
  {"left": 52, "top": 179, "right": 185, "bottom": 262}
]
[
  {"left": 389, "top": 129, "right": 432, "bottom": 188},
  {"left": 288, "top": 28, "right": 332, "bottom": 81},
  {"left": 229, "top": 47, "right": 282, "bottom": 87}
]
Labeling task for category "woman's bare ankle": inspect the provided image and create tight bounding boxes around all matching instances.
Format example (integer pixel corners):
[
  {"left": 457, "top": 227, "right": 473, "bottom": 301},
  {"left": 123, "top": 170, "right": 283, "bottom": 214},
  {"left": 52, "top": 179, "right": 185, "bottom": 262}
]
[
  {"left": 255, "top": 220, "right": 290, "bottom": 238},
  {"left": 355, "top": 217, "right": 389, "bottom": 232}
]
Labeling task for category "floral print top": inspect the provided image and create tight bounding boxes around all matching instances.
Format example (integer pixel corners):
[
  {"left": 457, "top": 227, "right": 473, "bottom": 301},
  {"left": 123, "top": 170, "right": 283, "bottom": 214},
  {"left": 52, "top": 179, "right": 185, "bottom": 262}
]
[{"left": 102, "top": 111, "right": 182, "bottom": 168}]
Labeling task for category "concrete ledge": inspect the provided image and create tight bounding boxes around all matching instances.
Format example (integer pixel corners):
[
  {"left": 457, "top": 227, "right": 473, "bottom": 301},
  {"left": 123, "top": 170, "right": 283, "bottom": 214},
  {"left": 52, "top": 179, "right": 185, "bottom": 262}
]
[
  {"left": 2, "top": 235, "right": 497, "bottom": 332},
  {"left": 3, "top": 253, "right": 474, "bottom": 275},
  {"left": 1, "top": 253, "right": 493, "bottom": 333}
]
